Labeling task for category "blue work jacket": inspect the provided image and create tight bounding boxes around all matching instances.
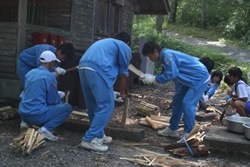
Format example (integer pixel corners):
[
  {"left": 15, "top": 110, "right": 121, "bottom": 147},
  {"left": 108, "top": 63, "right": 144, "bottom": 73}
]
[
  {"left": 19, "top": 66, "right": 61, "bottom": 116},
  {"left": 156, "top": 48, "right": 209, "bottom": 91},
  {"left": 19, "top": 44, "right": 56, "bottom": 68},
  {"left": 79, "top": 38, "right": 132, "bottom": 87}
]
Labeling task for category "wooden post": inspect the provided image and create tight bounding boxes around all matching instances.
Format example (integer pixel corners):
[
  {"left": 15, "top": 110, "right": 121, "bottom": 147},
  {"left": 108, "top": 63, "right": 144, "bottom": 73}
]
[{"left": 16, "top": 0, "right": 28, "bottom": 73}]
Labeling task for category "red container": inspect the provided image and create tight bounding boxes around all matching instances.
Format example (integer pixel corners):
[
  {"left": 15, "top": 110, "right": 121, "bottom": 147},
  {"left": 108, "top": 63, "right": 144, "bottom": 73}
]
[
  {"left": 32, "top": 32, "right": 49, "bottom": 45},
  {"left": 49, "top": 34, "right": 58, "bottom": 47},
  {"left": 57, "top": 36, "right": 65, "bottom": 46}
]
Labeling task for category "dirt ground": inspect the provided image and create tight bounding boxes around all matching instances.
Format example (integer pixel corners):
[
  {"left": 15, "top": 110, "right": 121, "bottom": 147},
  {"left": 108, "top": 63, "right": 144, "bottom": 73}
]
[{"left": 1, "top": 82, "right": 250, "bottom": 167}]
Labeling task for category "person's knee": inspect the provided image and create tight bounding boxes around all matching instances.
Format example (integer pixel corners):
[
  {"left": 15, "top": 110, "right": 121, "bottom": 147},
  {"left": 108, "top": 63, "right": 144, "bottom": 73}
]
[
  {"left": 234, "top": 100, "right": 244, "bottom": 108},
  {"left": 63, "top": 103, "right": 72, "bottom": 114}
]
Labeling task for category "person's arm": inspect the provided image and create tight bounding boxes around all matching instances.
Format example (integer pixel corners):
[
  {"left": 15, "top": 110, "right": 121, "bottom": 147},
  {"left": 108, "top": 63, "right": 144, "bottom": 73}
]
[
  {"left": 46, "top": 77, "right": 61, "bottom": 105},
  {"left": 206, "top": 83, "right": 219, "bottom": 98},
  {"left": 156, "top": 55, "right": 179, "bottom": 84},
  {"left": 119, "top": 75, "right": 127, "bottom": 100}
]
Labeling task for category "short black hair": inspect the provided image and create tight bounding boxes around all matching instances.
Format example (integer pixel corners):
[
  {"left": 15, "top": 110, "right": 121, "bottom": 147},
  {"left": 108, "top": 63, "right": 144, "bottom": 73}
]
[
  {"left": 228, "top": 67, "right": 243, "bottom": 78},
  {"left": 115, "top": 32, "right": 131, "bottom": 45},
  {"left": 211, "top": 70, "right": 223, "bottom": 83},
  {"left": 142, "top": 41, "right": 161, "bottom": 56},
  {"left": 57, "top": 43, "right": 75, "bottom": 61},
  {"left": 224, "top": 74, "right": 233, "bottom": 86},
  {"left": 199, "top": 57, "right": 214, "bottom": 73}
]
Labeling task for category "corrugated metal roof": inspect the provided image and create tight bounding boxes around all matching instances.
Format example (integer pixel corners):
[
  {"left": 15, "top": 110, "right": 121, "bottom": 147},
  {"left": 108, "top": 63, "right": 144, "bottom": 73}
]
[{"left": 134, "top": 0, "right": 170, "bottom": 15}]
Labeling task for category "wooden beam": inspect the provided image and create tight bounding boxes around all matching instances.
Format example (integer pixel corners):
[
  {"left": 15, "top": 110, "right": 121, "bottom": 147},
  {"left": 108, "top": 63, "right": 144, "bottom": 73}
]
[
  {"left": 16, "top": 0, "right": 28, "bottom": 72},
  {"left": 121, "top": 98, "right": 130, "bottom": 127},
  {"left": 60, "top": 118, "right": 145, "bottom": 142}
]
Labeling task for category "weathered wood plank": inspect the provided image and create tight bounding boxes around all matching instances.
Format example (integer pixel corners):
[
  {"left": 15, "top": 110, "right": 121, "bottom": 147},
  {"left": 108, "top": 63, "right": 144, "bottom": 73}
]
[{"left": 60, "top": 118, "right": 145, "bottom": 142}]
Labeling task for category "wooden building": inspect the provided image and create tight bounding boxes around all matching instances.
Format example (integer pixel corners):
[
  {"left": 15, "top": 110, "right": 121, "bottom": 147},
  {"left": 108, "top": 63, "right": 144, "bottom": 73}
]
[{"left": 0, "top": 0, "right": 170, "bottom": 103}]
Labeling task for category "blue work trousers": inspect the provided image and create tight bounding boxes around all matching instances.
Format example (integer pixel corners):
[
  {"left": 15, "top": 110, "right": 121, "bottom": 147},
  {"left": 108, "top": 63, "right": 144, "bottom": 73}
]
[
  {"left": 20, "top": 103, "right": 72, "bottom": 131},
  {"left": 170, "top": 81, "right": 208, "bottom": 133},
  {"left": 79, "top": 69, "right": 114, "bottom": 142},
  {"left": 17, "top": 58, "right": 34, "bottom": 89}
]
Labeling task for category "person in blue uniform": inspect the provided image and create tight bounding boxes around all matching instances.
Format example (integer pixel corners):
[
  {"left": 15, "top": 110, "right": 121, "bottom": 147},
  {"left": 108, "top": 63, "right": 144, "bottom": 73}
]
[
  {"left": 141, "top": 41, "right": 211, "bottom": 138},
  {"left": 17, "top": 43, "right": 75, "bottom": 89},
  {"left": 78, "top": 32, "right": 132, "bottom": 152},
  {"left": 19, "top": 51, "right": 72, "bottom": 141},
  {"left": 199, "top": 70, "right": 223, "bottom": 108}
]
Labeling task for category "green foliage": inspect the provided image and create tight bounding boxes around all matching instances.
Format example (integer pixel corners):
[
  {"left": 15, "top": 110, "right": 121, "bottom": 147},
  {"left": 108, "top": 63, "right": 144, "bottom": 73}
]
[{"left": 132, "top": 17, "right": 250, "bottom": 84}]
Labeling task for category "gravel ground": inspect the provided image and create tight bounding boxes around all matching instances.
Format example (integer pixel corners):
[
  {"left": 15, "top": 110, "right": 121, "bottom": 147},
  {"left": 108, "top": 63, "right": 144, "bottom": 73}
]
[
  {"left": 1, "top": 83, "right": 250, "bottom": 167},
  {"left": 164, "top": 30, "right": 250, "bottom": 63}
]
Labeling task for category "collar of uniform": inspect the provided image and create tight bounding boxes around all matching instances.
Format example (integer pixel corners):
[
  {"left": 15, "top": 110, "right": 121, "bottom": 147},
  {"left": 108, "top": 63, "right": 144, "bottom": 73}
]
[{"left": 39, "top": 65, "right": 50, "bottom": 71}]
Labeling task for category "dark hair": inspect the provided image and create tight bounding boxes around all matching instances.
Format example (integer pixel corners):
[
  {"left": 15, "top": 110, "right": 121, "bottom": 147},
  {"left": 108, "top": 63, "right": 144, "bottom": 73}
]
[
  {"left": 115, "top": 32, "right": 131, "bottom": 45},
  {"left": 224, "top": 74, "right": 233, "bottom": 86},
  {"left": 211, "top": 70, "right": 223, "bottom": 83},
  {"left": 228, "top": 67, "right": 246, "bottom": 82},
  {"left": 199, "top": 57, "right": 214, "bottom": 73},
  {"left": 57, "top": 43, "right": 75, "bottom": 61},
  {"left": 142, "top": 41, "right": 161, "bottom": 56}
]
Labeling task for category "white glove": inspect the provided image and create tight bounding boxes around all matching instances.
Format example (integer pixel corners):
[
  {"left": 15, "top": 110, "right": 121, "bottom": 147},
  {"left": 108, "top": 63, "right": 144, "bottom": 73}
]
[
  {"left": 55, "top": 67, "right": 66, "bottom": 76},
  {"left": 141, "top": 73, "right": 156, "bottom": 85},
  {"left": 202, "top": 94, "right": 209, "bottom": 103},
  {"left": 113, "top": 91, "right": 124, "bottom": 102},
  {"left": 58, "top": 91, "right": 65, "bottom": 99}
]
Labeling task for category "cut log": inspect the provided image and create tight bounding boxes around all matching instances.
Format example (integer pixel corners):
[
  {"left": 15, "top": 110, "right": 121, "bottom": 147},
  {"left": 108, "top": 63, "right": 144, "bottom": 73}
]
[
  {"left": 136, "top": 101, "right": 160, "bottom": 116},
  {"left": 206, "top": 106, "right": 222, "bottom": 114},
  {"left": 163, "top": 139, "right": 200, "bottom": 151},
  {"left": 0, "top": 106, "right": 12, "bottom": 112},
  {"left": 71, "top": 111, "right": 88, "bottom": 117},
  {"left": 0, "top": 106, "right": 18, "bottom": 120},
  {"left": 121, "top": 98, "right": 130, "bottom": 127},
  {"left": 145, "top": 116, "right": 162, "bottom": 129},
  {"left": 139, "top": 118, "right": 169, "bottom": 128}
]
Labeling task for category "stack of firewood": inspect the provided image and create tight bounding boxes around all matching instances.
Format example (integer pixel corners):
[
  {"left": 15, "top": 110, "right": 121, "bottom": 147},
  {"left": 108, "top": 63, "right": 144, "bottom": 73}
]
[
  {"left": 0, "top": 106, "right": 18, "bottom": 120},
  {"left": 10, "top": 128, "right": 45, "bottom": 155},
  {"left": 162, "top": 124, "right": 210, "bottom": 157},
  {"left": 136, "top": 101, "right": 160, "bottom": 116},
  {"left": 120, "top": 148, "right": 197, "bottom": 166}
]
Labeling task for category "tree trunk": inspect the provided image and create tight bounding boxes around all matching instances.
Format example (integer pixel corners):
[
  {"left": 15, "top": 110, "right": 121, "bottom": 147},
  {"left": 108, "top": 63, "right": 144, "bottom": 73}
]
[
  {"left": 156, "top": 15, "right": 164, "bottom": 32},
  {"left": 168, "top": 0, "right": 178, "bottom": 24},
  {"left": 201, "top": 0, "right": 207, "bottom": 28}
]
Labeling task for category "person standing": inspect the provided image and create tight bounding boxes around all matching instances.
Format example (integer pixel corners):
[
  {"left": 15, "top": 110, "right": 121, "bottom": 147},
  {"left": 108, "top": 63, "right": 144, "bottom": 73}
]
[
  {"left": 19, "top": 51, "right": 72, "bottom": 141},
  {"left": 78, "top": 32, "right": 132, "bottom": 152},
  {"left": 141, "top": 41, "right": 211, "bottom": 138}
]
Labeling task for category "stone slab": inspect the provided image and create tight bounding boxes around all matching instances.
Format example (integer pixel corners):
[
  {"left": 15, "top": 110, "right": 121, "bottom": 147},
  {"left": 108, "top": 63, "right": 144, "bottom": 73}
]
[
  {"left": 204, "top": 126, "right": 250, "bottom": 156},
  {"left": 60, "top": 119, "right": 145, "bottom": 142}
]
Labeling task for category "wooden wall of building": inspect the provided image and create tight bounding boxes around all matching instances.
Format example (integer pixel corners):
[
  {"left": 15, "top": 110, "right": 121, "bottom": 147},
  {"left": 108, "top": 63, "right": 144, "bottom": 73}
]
[
  {"left": 0, "top": 23, "right": 18, "bottom": 78},
  {"left": 121, "top": 0, "right": 134, "bottom": 36}
]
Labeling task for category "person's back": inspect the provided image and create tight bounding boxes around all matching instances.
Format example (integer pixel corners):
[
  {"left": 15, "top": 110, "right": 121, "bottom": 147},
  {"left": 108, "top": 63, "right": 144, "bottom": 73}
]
[
  {"left": 19, "top": 44, "right": 56, "bottom": 68},
  {"left": 79, "top": 38, "right": 132, "bottom": 87},
  {"left": 158, "top": 48, "right": 209, "bottom": 90},
  {"left": 19, "top": 66, "right": 60, "bottom": 116}
]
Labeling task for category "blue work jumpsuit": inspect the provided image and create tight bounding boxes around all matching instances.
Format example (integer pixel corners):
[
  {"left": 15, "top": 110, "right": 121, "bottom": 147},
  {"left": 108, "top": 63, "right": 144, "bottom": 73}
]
[
  {"left": 156, "top": 48, "right": 209, "bottom": 133},
  {"left": 78, "top": 38, "right": 132, "bottom": 142},
  {"left": 17, "top": 44, "right": 56, "bottom": 88},
  {"left": 19, "top": 66, "right": 72, "bottom": 131},
  {"left": 204, "top": 77, "right": 220, "bottom": 98}
]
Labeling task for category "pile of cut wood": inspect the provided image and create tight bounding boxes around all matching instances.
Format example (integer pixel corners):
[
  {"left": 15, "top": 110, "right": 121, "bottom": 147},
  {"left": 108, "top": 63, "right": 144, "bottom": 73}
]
[
  {"left": 162, "top": 124, "right": 210, "bottom": 157},
  {"left": 139, "top": 115, "right": 183, "bottom": 130},
  {"left": 0, "top": 106, "right": 18, "bottom": 120},
  {"left": 120, "top": 148, "right": 197, "bottom": 166},
  {"left": 10, "top": 128, "right": 45, "bottom": 155}
]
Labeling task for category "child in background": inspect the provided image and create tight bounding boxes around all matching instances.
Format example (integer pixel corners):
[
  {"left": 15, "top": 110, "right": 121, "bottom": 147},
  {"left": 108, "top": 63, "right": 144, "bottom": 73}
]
[
  {"left": 223, "top": 74, "right": 235, "bottom": 102},
  {"left": 200, "top": 70, "right": 223, "bottom": 108},
  {"left": 228, "top": 67, "right": 250, "bottom": 117}
]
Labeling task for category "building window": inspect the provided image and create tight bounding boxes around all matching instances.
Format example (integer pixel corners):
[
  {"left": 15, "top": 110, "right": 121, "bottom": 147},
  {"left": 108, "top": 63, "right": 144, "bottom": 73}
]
[
  {"left": 27, "top": 0, "right": 72, "bottom": 30},
  {"left": 95, "top": 0, "right": 122, "bottom": 37}
]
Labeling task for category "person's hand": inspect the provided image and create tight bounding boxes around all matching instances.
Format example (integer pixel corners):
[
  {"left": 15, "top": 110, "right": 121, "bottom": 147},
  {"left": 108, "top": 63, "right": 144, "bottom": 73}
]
[
  {"left": 202, "top": 94, "right": 209, "bottom": 103},
  {"left": 55, "top": 67, "right": 66, "bottom": 76},
  {"left": 58, "top": 91, "right": 65, "bottom": 99},
  {"left": 113, "top": 91, "right": 124, "bottom": 102},
  {"left": 141, "top": 73, "right": 156, "bottom": 85}
]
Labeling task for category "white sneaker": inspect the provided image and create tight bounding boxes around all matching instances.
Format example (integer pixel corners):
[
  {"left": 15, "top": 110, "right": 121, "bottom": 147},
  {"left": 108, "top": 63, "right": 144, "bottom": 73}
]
[
  {"left": 102, "top": 135, "right": 112, "bottom": 144},
  {"left": 80, "top": 138, "right": 108, "bottom": 152},
  {"left": 20, "top": 121, "right": 31, "bottom": 130},
  {"left": 38, "top": 127, "right": 59, "bottom": 141},
  {"left": 158, "top": 127, "right": 179, "bottom": 137}
]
